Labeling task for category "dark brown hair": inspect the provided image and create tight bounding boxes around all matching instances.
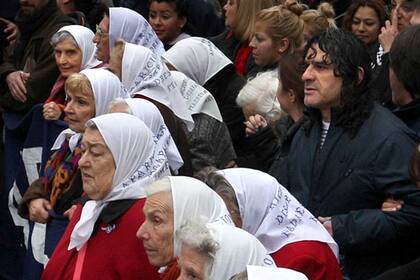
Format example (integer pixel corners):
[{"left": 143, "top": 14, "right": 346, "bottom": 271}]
[
  {"left": 342, "top": 0, "right": 388, "bottom": 32},
  {"left": 278, "top": 51, "right": 305, "bottom": 106}
]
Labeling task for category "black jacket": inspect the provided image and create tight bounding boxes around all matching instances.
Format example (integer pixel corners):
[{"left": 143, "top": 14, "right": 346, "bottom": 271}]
[
  {"left": 287, "top": 104, "right": 420, "bottom": 279},
  {"left": 393, "top": 99, "right": 420, "bottom": 136}
]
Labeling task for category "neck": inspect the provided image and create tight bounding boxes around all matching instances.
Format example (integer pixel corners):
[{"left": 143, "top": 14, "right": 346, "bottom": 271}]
[
  {"left": 320, "top": 108, "right": 331, "bottom": 122},
  {"left": 288, "top": 106, "right": 304, "bottom": 123}
]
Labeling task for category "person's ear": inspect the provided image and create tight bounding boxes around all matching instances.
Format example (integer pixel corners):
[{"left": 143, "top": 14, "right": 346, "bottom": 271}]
[
  {"left": 357, "top": 67, "right": 365, "bottom": 85},
  {"left": 288, "top": 89, "right": 296, "bottom": 103},
  {"left": 179, "top": 16, "right": 187, "bottom": 29},
  {"left": 277, "top": 38, "right": 290, "bottom": 54}
]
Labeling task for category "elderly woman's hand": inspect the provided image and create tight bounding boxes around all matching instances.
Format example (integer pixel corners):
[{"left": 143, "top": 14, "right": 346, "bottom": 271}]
[
  {"left": 29, "top": 198, "right": 52, "bottom": 224},
  {"left": 43, "top": 102, "right": 63, "bottom": 120},
  {"left": 244, "top": 114, "right": 268, "bottom": 136}
]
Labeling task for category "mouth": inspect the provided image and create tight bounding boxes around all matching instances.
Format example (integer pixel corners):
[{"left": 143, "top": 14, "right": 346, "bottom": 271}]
[
  {"left": 304, "top": 87, "right": 318, "bottom": 94},
  {"left": 81, "top": 171, "right": 94, "bottom": 180}
]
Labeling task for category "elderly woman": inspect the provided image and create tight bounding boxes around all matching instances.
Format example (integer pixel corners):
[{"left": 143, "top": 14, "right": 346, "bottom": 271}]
[
  {"left": 43, "top": 25, "right": 102, "bottom": 121},
  {"left": 42, "top": 113, "right": 170, "bottom": 279},
  {"left": 109, "top": 98, "right": 184, "bottom": 174},
  {"left": 93, "top": 6, "right": 164, "bottom": 64},
  {"left": 170, "top": 70, "right": 237, "bottom": 172},
  {"left": 136, "top": 176, "right": 233, "bottom": 280},
  {"left": 19, "top": 68, "right": 127, "bottom": 262},
  {"left": 237, "top": 71, "right": 284, "bottom": 126},
  {"left": 162, "top": 37, "right": 246, "bottom": 156},
  {"left": 109, "top": 39, "right": 194, "bottom": 175},
  {"left": 231, "top": 266, "right": 308, "bottom": 280},
  {"left": 177, "top": 220, "right": 275, "bottom": 280},
  {"left": 196, "top": 167, "right": 342, "bottom": 280}
]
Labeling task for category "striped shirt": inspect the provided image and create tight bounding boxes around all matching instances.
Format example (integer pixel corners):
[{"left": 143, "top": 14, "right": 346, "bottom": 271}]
[{"left": 320, "top": 121, "right": 330, "bottom": 149}]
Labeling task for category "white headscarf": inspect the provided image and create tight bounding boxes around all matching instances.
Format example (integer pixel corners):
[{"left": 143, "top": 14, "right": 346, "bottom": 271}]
[
  {"left": 247, "top": 265, "right": 308, "bottom": 280},
  {"left": 125, "top": 98, "right": 184, "bottom": 174},
  {"left": 218, "top": 168, "right": 339, "bottom": 258},
  {"left": 170, "top": 70, "right": 223, "bottom": 122},
  {"left": 57, "top": 25, "right": 101, "bottom": 70},
  {"left": 109, "top": 7, "right": 164, "bottom": 55},
  {"left": 206, "top": 223, "right": 275, "bottom": 280},
  {"left": 162, "top": 37, "right": 232, "bottom": 85},
  {"left": 51, "top": 68, "right": 129, "bottom": 151},
  {"left": 69, "top": 113, "right": 171, "bottom": 250},
  {"left": 121, "top": 42, "right": 194, "bottom": 130},
  {"left": 168, "top": 176, "right": 233, "bottom": 257}
]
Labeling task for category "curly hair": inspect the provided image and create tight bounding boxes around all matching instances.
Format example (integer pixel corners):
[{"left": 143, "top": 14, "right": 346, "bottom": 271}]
[{"left": 303, "top": 28, "right": 374, "bottom": 138}]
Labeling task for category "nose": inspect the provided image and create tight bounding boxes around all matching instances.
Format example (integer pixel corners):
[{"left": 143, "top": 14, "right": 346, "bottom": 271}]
[
  {"left": 57, "top": 53, "right": 68, "bottom": 65},
  {"left": 223, "top": 3, "right": 228, "bottom": 11},
  {"left": 357, "top": 22, "right": 365, "bottom": 32},
  {"left": 302, "top": 64, "right": 313, "bottom": 81},
  {"left": 136, "top": 222, "right": 149, "bottom": 240},
  {"left": 249, "top": 36, "right": 256, "bottom": 48},
  {"left": 93, "top": 33, "right": 99, "bottom": 44},
  {"left": 64, "top": 100, "right": 74, "bottom": 115},
  {"left": 78, "top": 152, "right": 87, "bottom": 167}
]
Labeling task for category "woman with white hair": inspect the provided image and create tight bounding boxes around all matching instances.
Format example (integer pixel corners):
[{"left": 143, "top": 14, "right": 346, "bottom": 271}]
[
  {"left": 18, "top": 69, "right": 128, "bottom": 278},
  {"left": 109, "top": 97, "right": 184, "bottom": 175},
  {"left": 43, "top": 25, "right": 103, "bottom": 121},
  {"left": 237, "top": 71, "right": 284, "bottom": 126},
  {"left": 109, "top": 39, "right": 194, "bottom": 175},
  {"left": 136, "top": 176, "right": 233, "bottom": 280},
  {"left": 176, "top": 220, "right": 275, "bottom": 280},
  {"left": 196, "top": 167, "right": 342, "bottom": 280},
  {"left": 42, "top": 113, "right": 170, "bottom": 279}
]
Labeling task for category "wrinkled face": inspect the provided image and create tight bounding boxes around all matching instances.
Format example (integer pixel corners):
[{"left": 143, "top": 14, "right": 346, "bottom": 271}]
[
  {"left": 54, "top": 38, "right": 83, "bottom": 77},
  {"left": 223, "top": 0, "right": 238, "bottom": 28},
  {"left": 351, "top": 6, "right": 381, "bottom": 45},
  {"left": 249, "top": 20, "right": 282, "bottom": 67},
  {"left": 149, "top": 1, "right": 186, "bottom": 44},
  {"left": 93, "top": 15, "right": 110, "bottom": 63},
  {"left": 19, "top": 0, "right": 48, "bottom": 16},
  {"left": 177, "top": 244, "right": 209, "bottom": 280},
  {"left": 136, "top": 191, "right": 174, "bottom": 267},
  {"left": 79, "top": 128, "right": 116, "bottom": 201},
  {"left": 302, "top": 45, "right": 343, "bottom": 113},
  {"left": 64, "top": 88, "right": 95, "bottom": 133}
]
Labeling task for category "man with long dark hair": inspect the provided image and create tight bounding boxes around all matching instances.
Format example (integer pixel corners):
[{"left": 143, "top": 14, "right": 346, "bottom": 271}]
[{"left": 286, "top": 28, "right": 420, "bottom": 279}]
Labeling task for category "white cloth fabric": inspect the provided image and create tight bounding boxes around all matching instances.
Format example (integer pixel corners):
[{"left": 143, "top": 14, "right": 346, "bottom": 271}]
[
  {"left": 57, "top": 25, "right": 101, "bottom": 70},
  {"left": 170, "top": 70, "right": 223, "bottom": 122},
  {"left": 109, "top": 7, "right": 164, "bottom": 55},
  {"left": 247, "top": 265, "right": 308, "bottom": 280},
  {"left": 162, "top": 37, "right": 232, "bottom": 85},
  {"left": 69, "top": 113, "right": 171, "bottom": 250},
  {"left": 122, "top": 42, "right": 194, "bottom": 130},
  {"left": 169, "top": 32, "right": 190, "bottom": 46},
  {"left": 125, "top": 98, "right": 184, "bottom": 173},
  {"left": 51, "top": 68, "right": 128, "bottom": 151},
  {"left": 206, "top": 223, "right": 275, "bottom": 280},
  {"left": 169, "top": 176, "right": 233, "bottom": 257},
  {"left": 218, "top": 168, "right": 339, "bottom": 257}
]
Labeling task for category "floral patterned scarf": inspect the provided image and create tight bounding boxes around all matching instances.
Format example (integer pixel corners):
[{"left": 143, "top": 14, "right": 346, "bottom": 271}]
[{"left": 43, "top": 138, "right": 82, "bottom": 208}]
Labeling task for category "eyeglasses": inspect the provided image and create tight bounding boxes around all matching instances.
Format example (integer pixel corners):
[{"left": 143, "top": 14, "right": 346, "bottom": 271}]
[{"left": 95, "top": 24, "right": 109, "bottom": 38}]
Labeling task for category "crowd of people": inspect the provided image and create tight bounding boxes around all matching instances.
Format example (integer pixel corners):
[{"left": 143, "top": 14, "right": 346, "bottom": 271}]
[{"left": 1, "top": 0, "right": 420, "bottom": 279}]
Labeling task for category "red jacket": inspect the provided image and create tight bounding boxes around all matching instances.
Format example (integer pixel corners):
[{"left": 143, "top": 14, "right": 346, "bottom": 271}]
[
  {"left": 271, "top": 240, "right": 342, "bottom": 280},
  {"left": 42, "top": 199, "right": 160, "bottom": 280}
]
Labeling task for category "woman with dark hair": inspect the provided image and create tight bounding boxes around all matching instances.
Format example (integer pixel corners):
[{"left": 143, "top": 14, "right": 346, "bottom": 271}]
[
  {"left": 242, "top": 52, "right": 306, "bottom": 181},
  {"left": 343, "top": 0, "right": 388, "bottom": 78},
  {"left": 148, "top": 0, "right": 191, "bottom": 50}
]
